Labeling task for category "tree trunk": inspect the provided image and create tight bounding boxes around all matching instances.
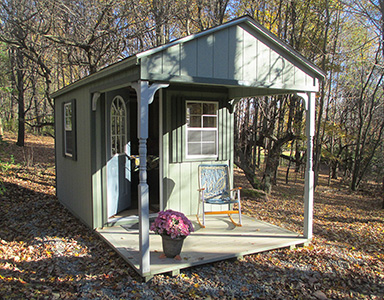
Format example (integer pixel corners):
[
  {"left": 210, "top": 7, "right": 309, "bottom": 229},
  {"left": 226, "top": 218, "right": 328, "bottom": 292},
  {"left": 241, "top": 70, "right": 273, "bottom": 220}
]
[
  {"left": 314, "top": 0, "right": 330, "bottom": 188},
  {"left": 382, "top": 176, "right": 384, "bottom": 209},
  {"left": 15, "top": 49, "right": 25, "bottom": 147},
  {"left": 253, "top": 99, "right": 259, "bottom": 171},
  {"left": 262, "top": 133, "right": 295, "bottom": 193},
  {"left": 286, "top": 141, "right": 294, "bottom": 184},
  {"left": 0, "top": 118, "right": 3, "bottom": 138},
  {"left": 262, "top": 147, "right": 280, "bottom": 193}
]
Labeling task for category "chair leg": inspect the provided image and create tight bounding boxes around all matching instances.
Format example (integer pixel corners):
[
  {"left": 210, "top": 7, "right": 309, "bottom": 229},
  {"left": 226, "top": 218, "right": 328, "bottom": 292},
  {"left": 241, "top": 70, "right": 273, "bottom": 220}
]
[
  {"left": 227, "top": 195, "right": 242, "bottom": 227},
  {"left": 238, "top": 200, "right": 242, "bottom": 226},
  {"left": 228, "top": 214, "right": 242, "bottom": 227},
  {"left": 202, "top": 200, "right": 206, "bottom": 227},
  {"left": 196, "top": 195, "right": 206, "bottom": 228},
  {"left": 237, "top": 188, "right": 242, "bottom": 225},
  {"left": 196, "top": 213, "right": 205, "bottom": 228},
  {"left": 196, "top": 213, "right": 206, "bottom": 228}
]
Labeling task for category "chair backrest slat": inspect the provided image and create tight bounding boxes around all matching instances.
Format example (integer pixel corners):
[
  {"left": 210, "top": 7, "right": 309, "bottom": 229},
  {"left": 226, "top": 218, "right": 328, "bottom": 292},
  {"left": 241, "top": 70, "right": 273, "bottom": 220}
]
[{"left": 199, "top": 164, "right": 230, "bottom": 200}]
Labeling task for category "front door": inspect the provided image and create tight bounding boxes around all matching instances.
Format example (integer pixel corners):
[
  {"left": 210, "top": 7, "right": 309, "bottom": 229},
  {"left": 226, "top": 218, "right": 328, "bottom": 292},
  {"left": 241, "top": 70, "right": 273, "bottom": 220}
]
[{"left": 106, "top": 94, "right": 131, "bottom": 218}]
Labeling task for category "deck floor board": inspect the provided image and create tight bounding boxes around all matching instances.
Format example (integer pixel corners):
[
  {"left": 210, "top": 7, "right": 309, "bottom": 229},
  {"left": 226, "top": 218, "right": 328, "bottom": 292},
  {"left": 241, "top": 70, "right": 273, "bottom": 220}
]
[{"left": 96, "top": 215, "right": 308, "bottom": 278}]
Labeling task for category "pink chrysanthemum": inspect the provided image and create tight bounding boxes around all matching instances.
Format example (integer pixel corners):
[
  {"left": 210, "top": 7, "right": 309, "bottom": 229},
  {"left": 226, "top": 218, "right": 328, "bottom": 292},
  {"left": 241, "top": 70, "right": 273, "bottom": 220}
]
[{"left": 150, "top": 210, "right": 194, "bottom": 239}]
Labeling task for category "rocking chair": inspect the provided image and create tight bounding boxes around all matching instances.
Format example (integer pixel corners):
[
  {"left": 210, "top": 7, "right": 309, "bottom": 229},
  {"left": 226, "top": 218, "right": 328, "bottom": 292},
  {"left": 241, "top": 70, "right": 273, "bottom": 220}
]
[{"left": 197, "top": 164, "right": 242, "bottom": 228}]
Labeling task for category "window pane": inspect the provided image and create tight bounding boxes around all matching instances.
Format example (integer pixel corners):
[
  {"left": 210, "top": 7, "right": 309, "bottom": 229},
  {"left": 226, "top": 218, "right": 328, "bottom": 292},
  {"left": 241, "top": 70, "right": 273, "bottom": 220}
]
[
  {"left": 65, "top": 104, "right": 72, "bottom": 131},
  {"left": 116, "top": 137, "right": 120, "bottom": 154},
  {"left": 65, "top": 117, "right": 72, "bottom": 131},
  {"left": 111, "top": 96, "right": 126, "bottom": 155},
  {"left": 189, "top": 116, "right": 201, "bottom": 127},
  {"left": 203, "top": 103, "right": 216, "bottom": 114},
  {"left": 188, "top": 131, "right": 202, "bottom": 142},
  {"left": 117, "top": 117, "right": 121, "bottom": 135},
  {"left": 203, "top": 116, "right": 216, "bottom": 128},
  {"left": 188, "top": 143, "right": 201, "bottom": 155},
  {"left": 111, "top": 136, "right": 116, "bottom": 155},
  {"left": 121, "top": 116, "right": 125, "bottom": 135},
  {"left": 202, "top": 142, "right": 216, "bottom": 155},
  {"left": 112, "top": 116, "right": 115, "bottom": 133},
  {"left": 65, "top": 131, "right": 73, "bottom": 154},
  {"left": 202, "top": 131, "right": 216, "bottom": 142},
  {"left": 188, "top": 103, "right": 202, "bottom": 114}
]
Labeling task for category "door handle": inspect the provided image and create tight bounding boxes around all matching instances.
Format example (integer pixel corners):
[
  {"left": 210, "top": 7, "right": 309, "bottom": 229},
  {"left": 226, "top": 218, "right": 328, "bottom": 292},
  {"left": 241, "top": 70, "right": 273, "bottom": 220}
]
[{"left": 128, "top": 155, "right": 140, "bottom": 167}]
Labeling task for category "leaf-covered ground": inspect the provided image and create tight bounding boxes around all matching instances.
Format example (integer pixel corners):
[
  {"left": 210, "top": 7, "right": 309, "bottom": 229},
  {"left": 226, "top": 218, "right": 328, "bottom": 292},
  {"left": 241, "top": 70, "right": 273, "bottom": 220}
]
[{"left": 0, "top": 132, "right": 383, "bottom": 299}]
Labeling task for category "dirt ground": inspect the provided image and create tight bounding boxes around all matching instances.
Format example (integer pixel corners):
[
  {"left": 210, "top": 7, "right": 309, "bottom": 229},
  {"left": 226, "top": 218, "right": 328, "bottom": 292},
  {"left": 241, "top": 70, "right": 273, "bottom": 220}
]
[{"left": 0, "top": 132, "right": 383, "bottom": 299}]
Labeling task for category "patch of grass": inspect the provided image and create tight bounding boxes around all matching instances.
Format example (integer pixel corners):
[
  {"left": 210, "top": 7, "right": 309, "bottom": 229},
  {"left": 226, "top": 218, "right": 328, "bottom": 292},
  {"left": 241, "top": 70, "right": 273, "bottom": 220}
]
[
  {"left": 251, "top": 175, "right": 262, "bottom": 189},
  {"left": 0, "top": 154, "right": 18, "bottom": 195},
  {"left": 242, "top": 188, "right": 267, "bottom": 199},
  {"left": 0, "top": 154, "right": 16, "bottom": 171}
]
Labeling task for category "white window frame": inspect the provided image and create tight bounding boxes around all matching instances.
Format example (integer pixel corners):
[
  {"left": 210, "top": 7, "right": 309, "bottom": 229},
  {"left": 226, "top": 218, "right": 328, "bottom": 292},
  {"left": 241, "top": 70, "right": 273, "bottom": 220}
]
[
  {"left": 64, "top": 101, "right": 73, "bottom": 157},
  {"left": 110, "top": 95, "right": 127, "bottom": 156},
  {"left": 186, "top": 100, "right": 218, "bottom": 159}
]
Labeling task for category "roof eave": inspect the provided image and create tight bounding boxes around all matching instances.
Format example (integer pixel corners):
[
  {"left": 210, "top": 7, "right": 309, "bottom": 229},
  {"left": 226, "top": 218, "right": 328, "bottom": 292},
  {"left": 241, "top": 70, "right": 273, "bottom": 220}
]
[{"left": 51, "top": 56, "right": 139, "bottom": 98}]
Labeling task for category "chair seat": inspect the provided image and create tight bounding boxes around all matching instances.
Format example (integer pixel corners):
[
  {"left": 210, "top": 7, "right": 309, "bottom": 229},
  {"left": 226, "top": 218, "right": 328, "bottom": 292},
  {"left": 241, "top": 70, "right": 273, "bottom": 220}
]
[{"left": 205, "top": 198, "right": 238, "bottom": 204}]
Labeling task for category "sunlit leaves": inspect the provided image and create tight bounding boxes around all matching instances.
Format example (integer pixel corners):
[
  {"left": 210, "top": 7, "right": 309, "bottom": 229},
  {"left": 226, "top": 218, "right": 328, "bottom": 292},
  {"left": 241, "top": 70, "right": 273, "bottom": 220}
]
[{"left": 1, "top": 132, "right": 383, "bottom": 299}]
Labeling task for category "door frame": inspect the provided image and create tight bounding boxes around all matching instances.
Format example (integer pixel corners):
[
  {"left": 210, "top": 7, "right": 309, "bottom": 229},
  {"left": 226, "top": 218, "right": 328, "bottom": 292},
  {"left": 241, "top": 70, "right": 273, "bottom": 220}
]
[
  {"left": 93, "top": 86, "right": 164, "bottom": 228},
  {"left": 103, "top": 88, "right": 132, "bottom": 224},
  {"left": 106, "top": 94, "right": 131, "bottom": 218}
]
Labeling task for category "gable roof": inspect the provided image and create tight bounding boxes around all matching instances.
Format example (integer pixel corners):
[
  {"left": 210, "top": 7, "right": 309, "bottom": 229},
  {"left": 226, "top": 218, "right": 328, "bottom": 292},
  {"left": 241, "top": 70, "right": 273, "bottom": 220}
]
[
  {"left": 52, "top": 16, "right": 325, "bottom": 98},
  {"left": 138, "top": 16, "right": 325, "bottom": 96}
]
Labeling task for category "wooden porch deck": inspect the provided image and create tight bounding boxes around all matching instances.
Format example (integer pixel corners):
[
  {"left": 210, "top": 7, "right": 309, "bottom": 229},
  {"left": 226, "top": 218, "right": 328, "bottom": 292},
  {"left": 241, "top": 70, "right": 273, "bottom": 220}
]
[{"left": 96, "top": 215, "right": 309, "bottom": 280}]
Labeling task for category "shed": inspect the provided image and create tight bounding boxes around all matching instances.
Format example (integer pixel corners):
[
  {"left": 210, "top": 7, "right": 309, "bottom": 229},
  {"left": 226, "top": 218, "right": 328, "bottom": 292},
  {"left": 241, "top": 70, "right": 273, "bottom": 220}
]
[{"left": 52, "top": 16, "right": 325, "bottom": 278}]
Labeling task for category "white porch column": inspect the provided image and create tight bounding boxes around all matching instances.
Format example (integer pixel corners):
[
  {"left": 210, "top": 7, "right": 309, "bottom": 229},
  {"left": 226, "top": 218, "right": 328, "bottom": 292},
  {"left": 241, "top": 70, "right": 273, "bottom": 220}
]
[
  {"left": 297, "top": 92, "right": 315, "bottom": 240},
  {"left": 132, "top": 80, "right": 169, "bottom": 275}
]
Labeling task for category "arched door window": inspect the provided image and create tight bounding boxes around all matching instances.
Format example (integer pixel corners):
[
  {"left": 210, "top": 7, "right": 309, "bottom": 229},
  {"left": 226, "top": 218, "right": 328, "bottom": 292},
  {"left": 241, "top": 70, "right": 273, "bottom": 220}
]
[{"left": 110, "top": 96, "right": 127, "bottom": 155}]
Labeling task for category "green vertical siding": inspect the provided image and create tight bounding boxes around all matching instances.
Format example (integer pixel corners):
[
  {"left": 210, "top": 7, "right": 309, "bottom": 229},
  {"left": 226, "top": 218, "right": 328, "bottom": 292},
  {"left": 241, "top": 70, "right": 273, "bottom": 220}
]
[
  {"left": 169, "top": 95, "right": 184, "bottom": 163},
  {"left": 213, "top": 28, "right": 229, "bottom": 79},
  {"left": 55, "top": 88, "right": 93, "bottom": 228},
  {"left": 55, "top": 66, "right": 140, "bottom": 229},
  {"left": 140, "top": 21, "right": 321, "bottom": 92},
  {"left": 162, "top": 87, "right": 234, "bottom": 216}
]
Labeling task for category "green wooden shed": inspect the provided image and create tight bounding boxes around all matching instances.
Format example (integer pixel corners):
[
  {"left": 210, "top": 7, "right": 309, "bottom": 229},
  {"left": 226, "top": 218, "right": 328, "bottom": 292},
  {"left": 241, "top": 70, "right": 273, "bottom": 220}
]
[{"left": 52, "top": 16, "right": 325, "bottom": 278}]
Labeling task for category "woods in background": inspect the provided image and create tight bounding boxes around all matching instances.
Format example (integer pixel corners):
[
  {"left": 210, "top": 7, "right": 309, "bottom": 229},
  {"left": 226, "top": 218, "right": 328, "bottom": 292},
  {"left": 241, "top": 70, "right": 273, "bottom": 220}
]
[
  {"left": 0, "top": 0, "right": 383, "bottom": 191},
  {"left": 234, "top": 0, "right": 384, "bottom": 192}
]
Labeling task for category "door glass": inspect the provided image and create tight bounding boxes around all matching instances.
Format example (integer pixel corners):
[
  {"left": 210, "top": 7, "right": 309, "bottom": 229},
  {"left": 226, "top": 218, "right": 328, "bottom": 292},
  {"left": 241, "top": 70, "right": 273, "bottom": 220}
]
[{"left": 111, "top": 96, "right": 127, "bottom": 155}]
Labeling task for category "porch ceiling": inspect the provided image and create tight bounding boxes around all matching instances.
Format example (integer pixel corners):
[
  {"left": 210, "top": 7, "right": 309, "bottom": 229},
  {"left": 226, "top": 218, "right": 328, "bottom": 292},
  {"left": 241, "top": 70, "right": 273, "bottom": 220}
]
[{"left": 96, "top": 215, "right": 309, "bottom": 279}]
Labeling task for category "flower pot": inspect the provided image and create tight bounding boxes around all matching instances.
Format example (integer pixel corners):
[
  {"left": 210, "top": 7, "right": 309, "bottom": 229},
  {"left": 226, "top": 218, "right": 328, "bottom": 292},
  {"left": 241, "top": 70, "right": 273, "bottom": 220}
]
[{"left": 161, "top": 234, "right": 186, "bottom": 258}]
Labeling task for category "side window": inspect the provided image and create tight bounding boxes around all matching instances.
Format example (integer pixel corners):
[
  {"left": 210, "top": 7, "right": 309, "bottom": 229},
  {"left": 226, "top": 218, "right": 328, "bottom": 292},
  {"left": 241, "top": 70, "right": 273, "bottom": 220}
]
[
  {"left": 63, "top": 100, "right": 76, "bottom": 159},
  {"left": 186, "top": 101, "right": 218, "bottom": 158}
]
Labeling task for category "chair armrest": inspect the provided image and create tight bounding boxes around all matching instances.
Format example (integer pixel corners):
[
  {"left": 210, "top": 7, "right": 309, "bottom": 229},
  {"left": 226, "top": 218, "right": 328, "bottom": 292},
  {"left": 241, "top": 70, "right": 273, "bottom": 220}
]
[
  {"left": 230, "top": 187, "right": 242, "bottom": 191},
  {"left": 197, "top": 188, "right": 205, "bottom": 192}
]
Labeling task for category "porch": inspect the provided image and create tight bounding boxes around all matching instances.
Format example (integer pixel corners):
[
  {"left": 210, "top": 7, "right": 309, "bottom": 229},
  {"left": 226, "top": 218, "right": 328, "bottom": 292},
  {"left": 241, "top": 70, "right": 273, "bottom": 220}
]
[{"left": 96, "top": 215, "right": 309, "bottom": 280}]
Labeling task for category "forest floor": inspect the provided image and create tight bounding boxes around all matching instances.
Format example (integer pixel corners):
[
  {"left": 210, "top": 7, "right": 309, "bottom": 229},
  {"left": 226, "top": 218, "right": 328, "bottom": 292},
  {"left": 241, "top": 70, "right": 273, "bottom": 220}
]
[{"left": 0, "top": 132, "right": 383, "bottom": 299}]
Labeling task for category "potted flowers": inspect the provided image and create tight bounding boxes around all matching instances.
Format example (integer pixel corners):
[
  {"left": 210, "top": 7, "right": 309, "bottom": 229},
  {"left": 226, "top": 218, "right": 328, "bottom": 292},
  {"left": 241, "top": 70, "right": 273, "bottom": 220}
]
[{"left": 150, "top": 209, "right": 194, "bottom": 259}]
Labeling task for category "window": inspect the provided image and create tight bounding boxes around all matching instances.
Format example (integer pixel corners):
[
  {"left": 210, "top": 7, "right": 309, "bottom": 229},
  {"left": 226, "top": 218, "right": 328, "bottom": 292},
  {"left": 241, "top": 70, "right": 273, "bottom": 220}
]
[
  {"left": 186, "top": 101, "right": 218, "bottom": 158},
  {"left": 63, "top": 100, "right": 76, "bottom": 159},
  {"left": 110, "top": 96, "right": 127, "bottom": 155}
]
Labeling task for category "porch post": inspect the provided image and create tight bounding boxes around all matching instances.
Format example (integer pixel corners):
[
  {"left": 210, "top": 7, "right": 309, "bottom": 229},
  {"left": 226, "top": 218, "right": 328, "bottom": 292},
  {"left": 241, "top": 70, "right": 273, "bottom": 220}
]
[
  {"left": 297, "top": 92, "right": 315, "bottom": 240},
  {"left": 132, "top": 80, "right": 169, "bottom": 275}
]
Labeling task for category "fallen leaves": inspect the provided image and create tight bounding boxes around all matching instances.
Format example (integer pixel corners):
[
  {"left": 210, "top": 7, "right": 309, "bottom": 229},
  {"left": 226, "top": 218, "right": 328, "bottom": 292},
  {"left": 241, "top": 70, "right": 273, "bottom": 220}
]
[{"left": 1, "top": 132, "right": 383, "bottom": 299}]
